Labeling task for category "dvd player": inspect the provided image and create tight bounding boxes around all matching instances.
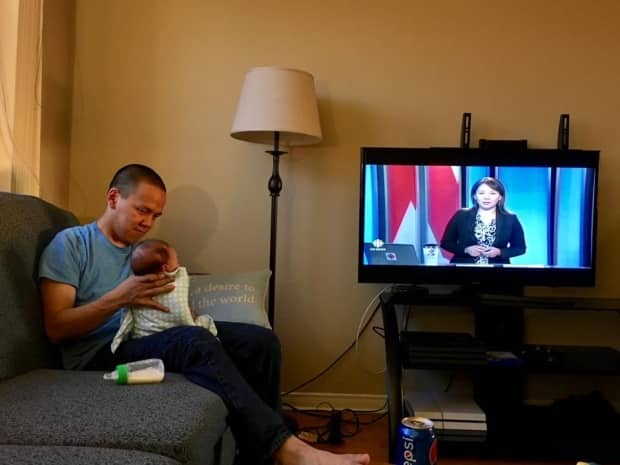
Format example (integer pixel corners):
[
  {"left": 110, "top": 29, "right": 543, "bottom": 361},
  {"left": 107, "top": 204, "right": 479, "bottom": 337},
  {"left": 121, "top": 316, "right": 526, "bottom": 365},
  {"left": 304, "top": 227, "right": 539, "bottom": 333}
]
[{"left": 404, "top": 391, "right": 487, "bottom": 442}]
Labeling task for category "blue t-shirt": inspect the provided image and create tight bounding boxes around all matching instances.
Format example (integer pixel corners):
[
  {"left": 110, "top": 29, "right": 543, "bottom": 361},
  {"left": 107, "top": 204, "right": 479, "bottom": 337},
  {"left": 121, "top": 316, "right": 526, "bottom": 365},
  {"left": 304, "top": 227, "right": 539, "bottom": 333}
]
[{"left": 39, "top": 222, "right": 134, "bottom": 369}]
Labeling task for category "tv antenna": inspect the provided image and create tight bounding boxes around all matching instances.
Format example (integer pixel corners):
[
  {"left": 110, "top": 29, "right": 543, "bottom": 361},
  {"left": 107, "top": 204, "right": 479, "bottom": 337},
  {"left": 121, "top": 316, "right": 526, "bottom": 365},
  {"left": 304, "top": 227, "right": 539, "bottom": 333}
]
[
  {"left": 458, "top": 112, "right": 571, "bottom": 150},
  {"left": 460, "top": 112, "right": 471, "bottom": 148},
  {"left": 557, "top": 114, "right": 570, "bottom": 150}
]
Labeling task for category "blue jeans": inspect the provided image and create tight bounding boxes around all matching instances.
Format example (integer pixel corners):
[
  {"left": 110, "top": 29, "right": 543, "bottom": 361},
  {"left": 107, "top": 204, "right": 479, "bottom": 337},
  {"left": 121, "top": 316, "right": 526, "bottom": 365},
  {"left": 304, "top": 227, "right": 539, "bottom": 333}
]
[{"left": 86, "top": 322, "right": 291, "bottom": 464}]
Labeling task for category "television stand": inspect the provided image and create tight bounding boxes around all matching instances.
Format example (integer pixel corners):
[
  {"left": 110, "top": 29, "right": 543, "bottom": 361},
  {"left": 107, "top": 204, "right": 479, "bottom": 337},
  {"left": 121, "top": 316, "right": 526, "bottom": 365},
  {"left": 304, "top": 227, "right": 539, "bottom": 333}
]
[
  {"left": 391, "top": 284, "right": 430, "bottom": 296},
  {"left": 380, "top": 286, "right": 620, "bottom": 463},
  {"left": 450, "top": 283, "right": 524, "bottom": 297}
]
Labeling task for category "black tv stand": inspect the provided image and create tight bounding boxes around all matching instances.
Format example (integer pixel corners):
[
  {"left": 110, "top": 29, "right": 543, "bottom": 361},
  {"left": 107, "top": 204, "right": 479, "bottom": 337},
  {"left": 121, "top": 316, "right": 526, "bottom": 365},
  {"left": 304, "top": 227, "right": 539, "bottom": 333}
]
[
  {"left": 380, "top": 286, "right": 620, "bottom": 463},
  {"left": 391, "top": 284, "right": 430, "bottom": 296},
  {"left": 450, "top": 283, "right": 524, "bottom": 297}
]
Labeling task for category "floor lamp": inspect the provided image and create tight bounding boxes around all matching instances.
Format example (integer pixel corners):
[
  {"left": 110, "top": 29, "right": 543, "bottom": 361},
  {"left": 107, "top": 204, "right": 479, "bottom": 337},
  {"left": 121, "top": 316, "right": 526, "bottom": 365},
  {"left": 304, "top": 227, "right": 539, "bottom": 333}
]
[{"left": 230, "top": 67, "right": 322, "bottom": 328}]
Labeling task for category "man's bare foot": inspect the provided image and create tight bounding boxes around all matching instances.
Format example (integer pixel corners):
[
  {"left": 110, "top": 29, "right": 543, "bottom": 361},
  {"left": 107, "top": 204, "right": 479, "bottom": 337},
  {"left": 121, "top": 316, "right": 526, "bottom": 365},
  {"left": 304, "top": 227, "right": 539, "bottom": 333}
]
[{"left": 274, "top": 435, "right": 370, "bottom": 465}]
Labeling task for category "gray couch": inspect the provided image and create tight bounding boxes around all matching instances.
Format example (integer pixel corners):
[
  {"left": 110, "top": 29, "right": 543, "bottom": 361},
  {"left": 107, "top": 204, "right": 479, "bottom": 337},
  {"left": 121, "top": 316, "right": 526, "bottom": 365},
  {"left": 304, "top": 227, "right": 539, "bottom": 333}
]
[{"left": 0, "top": 192, "right": 235, "bottom": 465}]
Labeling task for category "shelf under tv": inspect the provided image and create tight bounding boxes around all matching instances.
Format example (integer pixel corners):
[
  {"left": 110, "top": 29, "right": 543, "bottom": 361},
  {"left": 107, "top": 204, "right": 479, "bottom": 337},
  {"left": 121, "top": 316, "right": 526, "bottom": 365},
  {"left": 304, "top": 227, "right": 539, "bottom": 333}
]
[{"left": 380, "top": 288, "right": 620, "bottom": 463}]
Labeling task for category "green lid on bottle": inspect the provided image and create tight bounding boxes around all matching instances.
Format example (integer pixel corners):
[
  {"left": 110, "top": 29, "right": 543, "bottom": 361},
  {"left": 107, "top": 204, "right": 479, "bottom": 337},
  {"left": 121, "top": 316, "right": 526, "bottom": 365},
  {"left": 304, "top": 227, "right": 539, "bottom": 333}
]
[{"left": 115, "top": 364, "right": 129, "bottom": 385}]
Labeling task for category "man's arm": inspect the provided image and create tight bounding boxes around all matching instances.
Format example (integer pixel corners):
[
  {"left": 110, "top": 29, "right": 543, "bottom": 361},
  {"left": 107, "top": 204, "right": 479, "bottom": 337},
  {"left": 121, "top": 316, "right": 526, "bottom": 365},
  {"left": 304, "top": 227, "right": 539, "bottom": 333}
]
[{"left": 41, "top": 274, "right": 175, "bottom": 344}]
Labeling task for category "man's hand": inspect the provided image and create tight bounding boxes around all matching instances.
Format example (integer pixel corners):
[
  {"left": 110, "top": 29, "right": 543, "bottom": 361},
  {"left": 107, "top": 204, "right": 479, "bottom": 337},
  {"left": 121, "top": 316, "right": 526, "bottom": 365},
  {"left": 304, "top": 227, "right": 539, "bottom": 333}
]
[{"left": 109, "top": 273, "right": 175, "bottom": 311}]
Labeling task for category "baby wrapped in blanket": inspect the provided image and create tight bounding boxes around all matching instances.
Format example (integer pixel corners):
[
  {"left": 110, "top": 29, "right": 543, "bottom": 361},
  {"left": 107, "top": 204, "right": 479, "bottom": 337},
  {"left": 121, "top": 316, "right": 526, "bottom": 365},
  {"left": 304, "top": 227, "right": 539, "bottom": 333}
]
[{"left": 111, "top": 239, "right": 217, "bottom": 353}]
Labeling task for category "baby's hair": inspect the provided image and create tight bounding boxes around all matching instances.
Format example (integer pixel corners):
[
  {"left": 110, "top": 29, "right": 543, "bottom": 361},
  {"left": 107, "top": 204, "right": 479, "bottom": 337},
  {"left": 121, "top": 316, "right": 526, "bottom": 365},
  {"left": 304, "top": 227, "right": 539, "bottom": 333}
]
[{"left": 131, "top": 239, "right": 170, "bottom": 275}]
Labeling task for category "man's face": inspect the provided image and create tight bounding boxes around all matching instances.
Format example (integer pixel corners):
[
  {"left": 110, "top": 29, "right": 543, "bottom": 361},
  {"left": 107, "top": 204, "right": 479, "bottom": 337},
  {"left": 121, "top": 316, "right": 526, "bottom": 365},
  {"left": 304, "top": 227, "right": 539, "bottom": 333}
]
[{"left": 109, "top": 181, "right": 166, "bottom": 245}]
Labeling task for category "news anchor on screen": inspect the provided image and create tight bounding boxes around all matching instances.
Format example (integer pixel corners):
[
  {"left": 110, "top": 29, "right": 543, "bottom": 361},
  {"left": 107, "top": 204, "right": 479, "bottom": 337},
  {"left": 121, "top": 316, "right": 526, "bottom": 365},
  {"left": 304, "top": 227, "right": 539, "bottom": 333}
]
[{"left": 440, "top": 177, "right": 526, "bottom": 264}]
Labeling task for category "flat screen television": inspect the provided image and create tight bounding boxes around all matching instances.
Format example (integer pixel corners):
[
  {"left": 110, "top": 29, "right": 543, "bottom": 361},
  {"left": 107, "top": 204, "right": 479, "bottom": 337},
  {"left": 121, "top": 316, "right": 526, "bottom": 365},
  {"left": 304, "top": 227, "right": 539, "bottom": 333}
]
[{"left": 358, "top": 146, "right": 600, "bottom": 288}]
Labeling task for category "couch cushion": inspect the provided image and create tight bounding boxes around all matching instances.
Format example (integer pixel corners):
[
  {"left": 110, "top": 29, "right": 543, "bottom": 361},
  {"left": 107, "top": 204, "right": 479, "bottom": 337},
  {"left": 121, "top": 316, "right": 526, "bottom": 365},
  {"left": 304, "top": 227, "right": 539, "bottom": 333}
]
[
  {"left": 0, "top": 193, "right": 79, "bottom": 380},
  {"left": 0, "top": 370, "right": 230, "bottom": 464},
  {"left": 0, "top": 444, "right": 182, "bottom": 465}
]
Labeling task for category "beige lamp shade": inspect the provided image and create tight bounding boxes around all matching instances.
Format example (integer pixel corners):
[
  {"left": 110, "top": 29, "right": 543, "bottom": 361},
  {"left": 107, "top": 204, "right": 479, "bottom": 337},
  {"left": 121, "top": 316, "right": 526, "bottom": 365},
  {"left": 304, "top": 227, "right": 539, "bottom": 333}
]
[{"left": 231, "top": 66, "right": 322, "bottom": 146}]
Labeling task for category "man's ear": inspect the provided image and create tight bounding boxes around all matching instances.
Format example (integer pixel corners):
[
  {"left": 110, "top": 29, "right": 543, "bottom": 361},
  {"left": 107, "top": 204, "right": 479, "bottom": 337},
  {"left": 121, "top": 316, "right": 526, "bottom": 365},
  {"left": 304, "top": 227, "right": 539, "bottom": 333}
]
[{"left": 106, "top": 188, "right": 121, "bottom": 209}]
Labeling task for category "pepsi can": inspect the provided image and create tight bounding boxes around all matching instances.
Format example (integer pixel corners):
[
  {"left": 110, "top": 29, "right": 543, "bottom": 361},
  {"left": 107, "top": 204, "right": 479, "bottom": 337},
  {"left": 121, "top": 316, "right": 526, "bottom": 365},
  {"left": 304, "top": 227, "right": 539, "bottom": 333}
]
[{"left": 395, "top": 416, "right": 438, "bottom": 465}]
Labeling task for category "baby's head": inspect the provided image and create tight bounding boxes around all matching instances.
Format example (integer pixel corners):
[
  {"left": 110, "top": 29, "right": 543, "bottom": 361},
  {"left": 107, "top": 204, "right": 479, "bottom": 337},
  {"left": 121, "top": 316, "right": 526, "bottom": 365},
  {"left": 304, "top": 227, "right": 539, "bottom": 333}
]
[{"left": 131, "top": 239, "right": 179, "bottom": 275}]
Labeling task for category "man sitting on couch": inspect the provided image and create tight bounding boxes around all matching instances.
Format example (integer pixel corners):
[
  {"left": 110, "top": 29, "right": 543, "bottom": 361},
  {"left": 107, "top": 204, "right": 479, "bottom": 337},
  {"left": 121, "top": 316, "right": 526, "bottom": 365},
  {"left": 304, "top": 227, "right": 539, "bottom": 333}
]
[{"left": 38, "top": 163, "right": 370, "bottom": 465}]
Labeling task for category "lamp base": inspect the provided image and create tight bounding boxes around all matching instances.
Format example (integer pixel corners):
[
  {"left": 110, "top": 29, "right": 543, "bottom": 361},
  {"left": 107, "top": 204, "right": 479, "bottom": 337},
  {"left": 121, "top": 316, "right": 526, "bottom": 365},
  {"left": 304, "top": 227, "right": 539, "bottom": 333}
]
[{"left": 266, "top": 131, "right": 286, "bottom": 328}]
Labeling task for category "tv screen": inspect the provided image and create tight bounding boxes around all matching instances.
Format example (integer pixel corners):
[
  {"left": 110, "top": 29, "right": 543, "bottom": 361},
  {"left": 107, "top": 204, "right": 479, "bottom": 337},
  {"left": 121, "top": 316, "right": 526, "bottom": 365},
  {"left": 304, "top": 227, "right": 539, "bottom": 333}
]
[{"left": 358, "top": 147, "right": 599, "bottom": 288}]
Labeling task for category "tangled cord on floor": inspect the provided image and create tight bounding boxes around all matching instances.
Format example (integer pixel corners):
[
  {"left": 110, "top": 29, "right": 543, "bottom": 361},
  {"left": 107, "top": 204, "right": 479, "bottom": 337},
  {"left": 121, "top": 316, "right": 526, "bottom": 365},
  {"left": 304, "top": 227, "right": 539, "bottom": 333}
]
[{"left": 284, "top": 402, "right": 387, "bottom": 445}]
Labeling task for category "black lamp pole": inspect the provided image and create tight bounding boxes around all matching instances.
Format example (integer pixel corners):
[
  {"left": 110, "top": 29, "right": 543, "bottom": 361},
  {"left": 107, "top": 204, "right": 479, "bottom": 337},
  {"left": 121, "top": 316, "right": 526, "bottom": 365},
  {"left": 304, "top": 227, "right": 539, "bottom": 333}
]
[{"left": 266, "top": 131, "right": 286, "bottom": 328}]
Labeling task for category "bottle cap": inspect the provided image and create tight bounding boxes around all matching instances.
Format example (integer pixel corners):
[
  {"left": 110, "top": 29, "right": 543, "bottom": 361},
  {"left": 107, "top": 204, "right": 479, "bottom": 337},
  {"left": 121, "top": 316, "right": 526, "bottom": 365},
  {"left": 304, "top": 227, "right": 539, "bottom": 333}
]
[{"left": 115, "top": 364, "right": 129, "bottom": 385}]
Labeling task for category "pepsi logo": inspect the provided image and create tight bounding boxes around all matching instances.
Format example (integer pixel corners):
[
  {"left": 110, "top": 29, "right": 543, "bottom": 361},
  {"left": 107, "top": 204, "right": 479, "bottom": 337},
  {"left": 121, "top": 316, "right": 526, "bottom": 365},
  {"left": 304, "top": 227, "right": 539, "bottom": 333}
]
[{"left": 429, "top": 439, "right": 438, "bottom": 464}]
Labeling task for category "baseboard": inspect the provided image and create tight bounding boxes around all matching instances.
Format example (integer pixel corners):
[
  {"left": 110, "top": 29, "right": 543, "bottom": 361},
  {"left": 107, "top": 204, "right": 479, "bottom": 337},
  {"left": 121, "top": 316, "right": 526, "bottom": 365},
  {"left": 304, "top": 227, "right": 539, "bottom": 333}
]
[{"left": 282, "top": 391, "right": 387, "bottom": 412}]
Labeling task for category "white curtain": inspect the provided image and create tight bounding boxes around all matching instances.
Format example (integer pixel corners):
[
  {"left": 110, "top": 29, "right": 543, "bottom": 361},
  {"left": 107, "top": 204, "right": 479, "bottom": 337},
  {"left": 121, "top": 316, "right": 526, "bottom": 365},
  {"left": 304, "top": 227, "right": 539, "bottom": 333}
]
[{"left": 0, "top": 0, "right": 42, "bottom": 195}]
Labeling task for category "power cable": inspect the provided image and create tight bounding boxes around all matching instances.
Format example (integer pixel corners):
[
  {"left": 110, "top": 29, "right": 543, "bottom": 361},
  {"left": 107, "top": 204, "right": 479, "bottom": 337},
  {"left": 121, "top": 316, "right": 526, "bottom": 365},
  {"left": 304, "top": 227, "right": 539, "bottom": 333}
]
[
  {"left": 282, "top": 300, "right": 381, "bottom": 396},
  {"left": 284, "top": 401, "right": 388, "bottom": 444},
  {"left": 354, "top": 285, "right": 392, "bottom": 375},
  {"left": 283, "top": 285, "right": 391, "bottom": 396}
]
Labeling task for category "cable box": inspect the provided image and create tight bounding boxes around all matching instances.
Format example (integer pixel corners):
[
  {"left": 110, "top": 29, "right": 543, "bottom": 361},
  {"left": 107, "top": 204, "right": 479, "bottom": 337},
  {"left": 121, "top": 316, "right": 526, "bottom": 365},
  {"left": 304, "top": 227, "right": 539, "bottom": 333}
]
[
  {"left": 400, "top": 331, "right": 486, "bottom": 349},
  {"left": 401, "top": 331, "right": 488, "bottom": 366}
]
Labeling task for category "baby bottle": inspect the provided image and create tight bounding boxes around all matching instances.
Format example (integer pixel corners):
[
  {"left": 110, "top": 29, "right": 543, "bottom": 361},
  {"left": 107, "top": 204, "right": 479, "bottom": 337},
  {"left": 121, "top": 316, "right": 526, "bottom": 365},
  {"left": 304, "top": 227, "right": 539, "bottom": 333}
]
[{"left": 103, "top": 358, "right": 165, "bottom": 385}]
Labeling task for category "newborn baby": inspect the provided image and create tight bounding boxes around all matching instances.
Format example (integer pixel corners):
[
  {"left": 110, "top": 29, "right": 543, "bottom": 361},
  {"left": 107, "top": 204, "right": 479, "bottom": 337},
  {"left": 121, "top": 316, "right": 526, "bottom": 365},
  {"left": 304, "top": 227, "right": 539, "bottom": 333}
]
[{"left": 111, "top": 239, "right": 217, "bottom": 353}]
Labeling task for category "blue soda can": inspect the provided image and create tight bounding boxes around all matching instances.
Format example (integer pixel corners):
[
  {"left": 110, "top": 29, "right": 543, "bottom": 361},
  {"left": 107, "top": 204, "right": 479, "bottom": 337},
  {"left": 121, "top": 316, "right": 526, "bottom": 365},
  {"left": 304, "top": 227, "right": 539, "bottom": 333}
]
[{"left": 395, "top": 416, "right": 438, "bottom": 465}]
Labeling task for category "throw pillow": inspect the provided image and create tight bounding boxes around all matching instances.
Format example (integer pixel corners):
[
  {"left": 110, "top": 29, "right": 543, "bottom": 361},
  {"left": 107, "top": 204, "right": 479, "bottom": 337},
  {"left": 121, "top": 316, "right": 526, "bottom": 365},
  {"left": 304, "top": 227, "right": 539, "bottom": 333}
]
[{"left": 189, "top": 270, "right": 271, "bottom": 329}]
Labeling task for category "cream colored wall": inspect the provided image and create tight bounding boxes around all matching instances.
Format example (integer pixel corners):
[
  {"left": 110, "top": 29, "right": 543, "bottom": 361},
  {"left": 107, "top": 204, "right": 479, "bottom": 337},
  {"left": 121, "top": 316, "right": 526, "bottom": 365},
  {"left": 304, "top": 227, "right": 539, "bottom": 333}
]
[
  {"left": 40, "top": 0, "right": 75, "bottom": 207},
  {"left": 70, "top": 0, "right": 620, "bottom": 397}
]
